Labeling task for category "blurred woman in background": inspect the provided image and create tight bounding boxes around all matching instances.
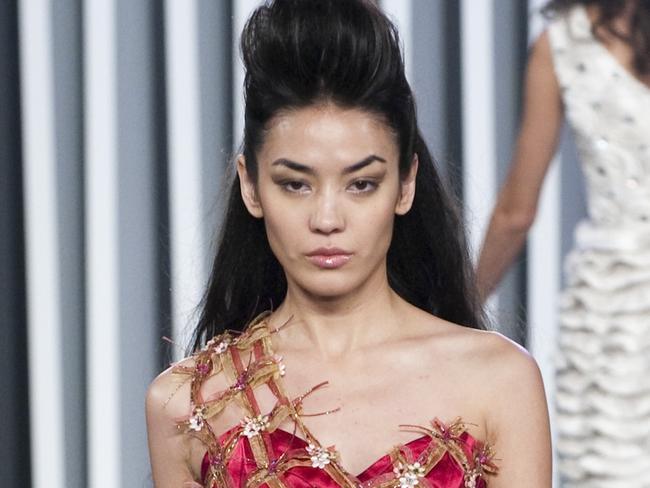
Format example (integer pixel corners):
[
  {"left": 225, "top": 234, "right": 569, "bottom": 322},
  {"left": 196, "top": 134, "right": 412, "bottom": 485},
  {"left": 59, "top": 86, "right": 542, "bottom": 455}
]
[
  {"left": 477, "top": 0, "right": 650, "bottom": 485},
  {"left": 145, "top": 0, "right": 551, "bottom": 487}
]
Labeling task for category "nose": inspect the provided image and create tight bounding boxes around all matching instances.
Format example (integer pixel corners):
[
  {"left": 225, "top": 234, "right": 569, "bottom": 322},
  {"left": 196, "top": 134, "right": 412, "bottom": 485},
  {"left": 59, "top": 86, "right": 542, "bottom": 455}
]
[{"left": 308, "top": 190, "right": 345, "bottom": 235}]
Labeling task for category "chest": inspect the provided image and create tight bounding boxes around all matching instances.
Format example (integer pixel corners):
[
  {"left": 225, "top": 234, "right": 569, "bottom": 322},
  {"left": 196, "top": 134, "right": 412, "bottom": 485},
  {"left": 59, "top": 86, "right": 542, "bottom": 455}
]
[
  {"left": 246, "top": 350, "right": 486, "bottom": 475},
  {"left": 181, "top": 326, "right": 494, "bottom": 486}
]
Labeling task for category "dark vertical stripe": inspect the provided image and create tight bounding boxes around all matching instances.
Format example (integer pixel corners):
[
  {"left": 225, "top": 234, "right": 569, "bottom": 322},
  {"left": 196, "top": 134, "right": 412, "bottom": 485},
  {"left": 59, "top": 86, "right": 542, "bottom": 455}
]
[
  {"left": 221, "top": 1, "right": 234, "bottom": 161},
  {"left": 152, "top": 0, "right": 172, "bottom": 372},
  {"left": 442, "top": 1, "right": 463, "bottom": 200},
  {"left": 0, "top": 1, "right": 32, "bottom": 487}
]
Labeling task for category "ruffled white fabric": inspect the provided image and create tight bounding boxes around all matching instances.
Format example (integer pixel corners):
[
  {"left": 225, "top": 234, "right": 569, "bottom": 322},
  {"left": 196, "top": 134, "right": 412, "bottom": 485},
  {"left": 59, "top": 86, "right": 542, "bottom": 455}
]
[
  {"left": 556, "top": 247, "right": 650, "bottom": 485},
  {"left": 549, "top": 5, "right": 650, "bottom": 486}
]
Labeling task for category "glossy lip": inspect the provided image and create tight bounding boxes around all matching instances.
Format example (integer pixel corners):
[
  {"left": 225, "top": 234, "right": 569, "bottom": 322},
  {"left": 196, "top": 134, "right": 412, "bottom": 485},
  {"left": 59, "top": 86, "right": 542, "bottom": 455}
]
[
  {"left": 305, "top": 247, "right": 353, "bottom": 269},
  {"left": 306, "top": 247, "right": 351, "bottom": 257}
]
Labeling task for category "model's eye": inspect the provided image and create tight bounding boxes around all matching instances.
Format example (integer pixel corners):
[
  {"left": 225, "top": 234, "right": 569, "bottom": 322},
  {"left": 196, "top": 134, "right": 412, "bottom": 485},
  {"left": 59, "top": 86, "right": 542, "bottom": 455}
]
[
  {"left": 281, "top": 180, "right": 311, "bottom": 193},
  {"left": 348, "top": 179, "right": 378, "bottom": 193}
]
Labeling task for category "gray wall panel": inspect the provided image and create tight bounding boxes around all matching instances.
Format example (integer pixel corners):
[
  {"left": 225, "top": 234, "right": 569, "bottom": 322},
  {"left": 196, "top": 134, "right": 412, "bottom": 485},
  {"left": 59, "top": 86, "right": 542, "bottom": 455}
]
[
  {"left": 52, "top": 0, "right": 87, "bottom": 485},
  {"left": 412, "top": 0, "right": 461, "bottom": 190},
  {"left": 116, "top": 0, "right": 164, "bottom": 485},
  {"left": 412, "top": 0, "right": 445, "bottom": 160},
  {"left": 198, "top": 0, "right": 233, "bottom": 256}
]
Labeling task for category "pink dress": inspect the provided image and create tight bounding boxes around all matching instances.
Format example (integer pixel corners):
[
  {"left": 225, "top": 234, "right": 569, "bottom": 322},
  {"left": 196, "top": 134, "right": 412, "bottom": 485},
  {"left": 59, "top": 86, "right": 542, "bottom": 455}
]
[{"left": 173, "top": 315, "right": 498, "bottom": 487}]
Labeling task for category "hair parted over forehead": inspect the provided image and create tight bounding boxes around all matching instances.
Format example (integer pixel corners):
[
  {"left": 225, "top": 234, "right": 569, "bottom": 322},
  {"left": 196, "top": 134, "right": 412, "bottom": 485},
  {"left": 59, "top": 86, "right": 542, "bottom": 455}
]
[{"left": 190, "top": 0, "right": 486, "bottom": 351}]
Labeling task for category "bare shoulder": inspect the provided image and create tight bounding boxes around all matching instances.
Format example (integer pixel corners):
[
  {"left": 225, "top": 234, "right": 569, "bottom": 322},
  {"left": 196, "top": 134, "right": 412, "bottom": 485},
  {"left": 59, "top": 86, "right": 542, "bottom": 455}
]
[
  {"left": 146, "top": 351, "right": 239, "bottom": 486},
  {"left": 428, "top": 317, "right": 545, "bottom": 400},
  {"left": 145, "top": 356, "right": 199, "bottom": 487},
  {"left": 409, "top": 309, "right": 547, "bottom": 421},
  {"left": 418, "top": 318, "right": 552, "bottom": 485},
  {"left": 458, "top": 325, "right": 539, "bottom": 376},
  {"left": 410, "top": 308, "right": 531, "bottom": 365},
  {"left": 476, "top": 331, "right": 552, "bottom": 486},
  {"left": 474, "top": 329, "right": 545, "bottom": 404},
  {"left": 146, "top": 353, "right": 234, "bottom": 434},
  {"left": 146, "top": 356, "right": 196, "bottom": 423},
  {"left": 472, "top": 329, "right": 548, "bottom": 421}
]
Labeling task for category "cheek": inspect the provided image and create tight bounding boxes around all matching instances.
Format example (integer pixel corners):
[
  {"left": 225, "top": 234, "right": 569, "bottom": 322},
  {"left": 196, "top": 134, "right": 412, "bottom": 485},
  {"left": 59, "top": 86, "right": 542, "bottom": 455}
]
[
  {"left": 263, "top": 208, "right": 291, "bottom": 241},
  {"left": 352, "top": 199, "right": 398, "bottom": 251},
  {"left": 259, "top": 197, "right": 306, "bottom": 257}
]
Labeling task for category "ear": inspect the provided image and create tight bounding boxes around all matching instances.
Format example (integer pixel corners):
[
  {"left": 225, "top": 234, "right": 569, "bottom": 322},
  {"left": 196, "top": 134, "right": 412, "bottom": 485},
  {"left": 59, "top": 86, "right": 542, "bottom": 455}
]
[
  {"left": 395, "top": 154, "right": 418, "bottom": 215},
  {"left": 237, "top": 155, "right": 264, "bottom": 218}
]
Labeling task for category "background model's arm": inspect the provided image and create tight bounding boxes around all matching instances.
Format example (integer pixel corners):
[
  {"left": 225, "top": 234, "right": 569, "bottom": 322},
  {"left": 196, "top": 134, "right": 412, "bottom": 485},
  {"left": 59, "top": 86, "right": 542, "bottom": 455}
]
[{"left": 476, "top": 31, "right": 563, "bottom": 300}]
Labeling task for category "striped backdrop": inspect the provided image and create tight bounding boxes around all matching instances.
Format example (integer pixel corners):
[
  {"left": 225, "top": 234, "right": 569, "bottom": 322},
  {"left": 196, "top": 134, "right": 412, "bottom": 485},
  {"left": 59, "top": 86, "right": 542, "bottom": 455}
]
[{"left": 0, "top": 0, "right": 584, "bottom": 486}]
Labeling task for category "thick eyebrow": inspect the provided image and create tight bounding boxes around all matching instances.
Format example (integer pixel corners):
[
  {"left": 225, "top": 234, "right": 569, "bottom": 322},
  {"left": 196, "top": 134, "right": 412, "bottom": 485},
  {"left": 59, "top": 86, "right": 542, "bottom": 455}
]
[
  {"left": 271, "top": 154, "right": 386, "bottom": 175},
  {"left": 271, "top": 158, "right": 315, "bottom": 175},
  {"left": 342, "top": 155, "right": 386, "bottom": 174}
]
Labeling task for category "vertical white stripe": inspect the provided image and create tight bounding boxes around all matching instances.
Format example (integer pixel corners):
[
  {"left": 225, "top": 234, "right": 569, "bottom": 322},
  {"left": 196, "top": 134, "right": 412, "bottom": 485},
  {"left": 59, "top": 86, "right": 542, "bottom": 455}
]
[
  {"left": 83, "top": 0, "right": 121, "bottom": 486},
  {"left": 164, "top": 0, "right": 204, "bottom": 357},
  {"left": 460, "top": 0, "right": 498, "bottom": 315},
  {"left": 461, "top": 0, "right": 497, "bottom": 258},
  {"left": 233, "top": 0, "right": 259, "bottom": 149},
  {"left": 18, "top": 1, "right": 66, "bottom": 487},
  {"left": 380, "top": 0, "right": 413, "bottom": 81}
]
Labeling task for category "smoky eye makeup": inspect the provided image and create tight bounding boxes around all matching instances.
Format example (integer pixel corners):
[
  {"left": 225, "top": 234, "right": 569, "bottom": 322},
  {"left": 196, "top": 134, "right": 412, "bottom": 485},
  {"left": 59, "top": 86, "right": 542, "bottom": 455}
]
[
  {"left": 347, "top": 179, "right": 379, "bottom": 193},
  {"left": 269, "top": 175, "right": 312, "bottom": 194}
]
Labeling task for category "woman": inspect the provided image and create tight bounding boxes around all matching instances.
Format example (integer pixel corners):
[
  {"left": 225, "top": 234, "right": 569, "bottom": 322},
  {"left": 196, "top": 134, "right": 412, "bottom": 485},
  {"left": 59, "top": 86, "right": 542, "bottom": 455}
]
[
  {"left": 146, "top": 1, "right": 551, "bottom": 487},
  {"left": 477, "top": 0, "right": 650, "bottom": 485}
]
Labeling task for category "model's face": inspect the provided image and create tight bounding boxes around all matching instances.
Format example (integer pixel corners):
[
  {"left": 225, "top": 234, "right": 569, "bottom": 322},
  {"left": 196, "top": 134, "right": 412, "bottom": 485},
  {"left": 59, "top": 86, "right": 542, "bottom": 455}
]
[{"left": 238, "top": 104, "right": 417, "bottom": 299}]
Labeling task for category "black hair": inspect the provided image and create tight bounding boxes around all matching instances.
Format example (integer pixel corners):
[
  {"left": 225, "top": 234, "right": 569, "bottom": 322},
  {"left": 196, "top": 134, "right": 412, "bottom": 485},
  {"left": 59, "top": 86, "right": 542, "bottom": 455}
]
[
  {"left": 543, "top": 0, "right": 650, "bottom": 75},
  {"left": 191, "top": 0, "right": 485, "bottom": 351}
]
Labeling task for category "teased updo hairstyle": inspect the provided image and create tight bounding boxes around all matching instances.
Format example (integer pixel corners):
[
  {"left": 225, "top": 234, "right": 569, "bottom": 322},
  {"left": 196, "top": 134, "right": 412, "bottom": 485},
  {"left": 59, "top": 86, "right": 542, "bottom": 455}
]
[
  {"left": 543, "top": 0, "right": 650, "bottom": 75},
  {"left": 191, "top": 0, "right": 485, "bottom": 351}
]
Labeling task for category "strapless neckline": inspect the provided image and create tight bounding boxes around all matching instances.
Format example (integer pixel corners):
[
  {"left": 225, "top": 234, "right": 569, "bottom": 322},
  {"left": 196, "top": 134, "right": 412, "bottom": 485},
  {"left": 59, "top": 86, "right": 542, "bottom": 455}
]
[
  {"left": 204, "top": 425, "right": 438, "bottom": 481},
  {"left": 202, "top": 422, "right": 489, "bottom": 486}
]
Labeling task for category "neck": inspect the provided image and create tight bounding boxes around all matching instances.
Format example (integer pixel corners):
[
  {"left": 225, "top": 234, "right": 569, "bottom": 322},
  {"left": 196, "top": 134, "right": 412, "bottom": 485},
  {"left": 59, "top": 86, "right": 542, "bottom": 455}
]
[{"left": 270, "top": 266, "right": 406, "bottom": 358}]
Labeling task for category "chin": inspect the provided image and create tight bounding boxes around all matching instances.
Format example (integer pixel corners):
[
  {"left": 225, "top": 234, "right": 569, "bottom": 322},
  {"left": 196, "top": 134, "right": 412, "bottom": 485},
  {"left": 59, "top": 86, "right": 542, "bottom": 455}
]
[{"left": 292, "top": 273, "right": 364, "bottom": 300}]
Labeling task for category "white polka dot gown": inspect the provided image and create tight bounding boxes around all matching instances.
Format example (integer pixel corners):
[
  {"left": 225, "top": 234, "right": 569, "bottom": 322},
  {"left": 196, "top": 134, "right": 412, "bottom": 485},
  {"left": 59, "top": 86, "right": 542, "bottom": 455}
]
[{"left": 548, "top": 6, "right": 650, "bottom": 487}]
